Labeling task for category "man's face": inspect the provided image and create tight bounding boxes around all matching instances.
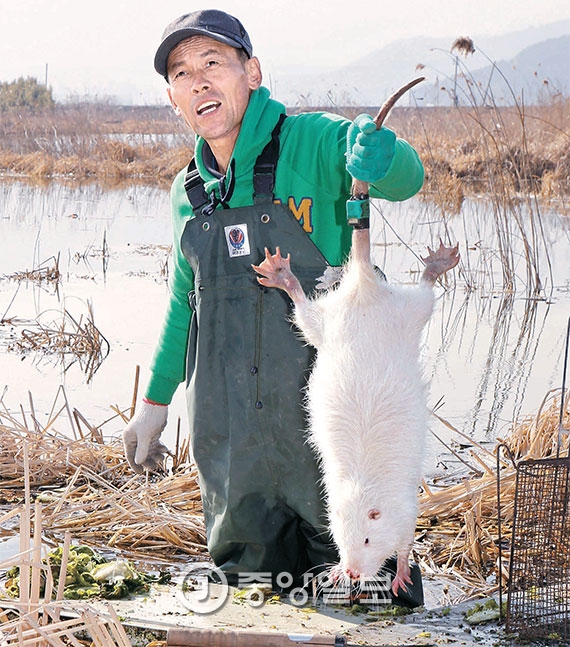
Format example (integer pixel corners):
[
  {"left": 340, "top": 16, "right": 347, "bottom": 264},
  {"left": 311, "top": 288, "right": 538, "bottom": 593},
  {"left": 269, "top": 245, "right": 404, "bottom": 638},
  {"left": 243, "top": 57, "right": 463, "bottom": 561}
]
[{"left": 166, "top": 36, "right": 261, "bottom": 154}]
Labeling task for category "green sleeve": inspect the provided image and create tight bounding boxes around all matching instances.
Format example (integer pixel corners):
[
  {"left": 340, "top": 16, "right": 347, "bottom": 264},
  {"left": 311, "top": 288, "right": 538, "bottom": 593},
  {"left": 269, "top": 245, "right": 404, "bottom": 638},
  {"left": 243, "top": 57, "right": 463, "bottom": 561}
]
[
  {"left": 369, "top": 137, "right": 424, "bottom": 201},
  {"left": 145, "top": 171, "right": 195, "bottom": 405}
]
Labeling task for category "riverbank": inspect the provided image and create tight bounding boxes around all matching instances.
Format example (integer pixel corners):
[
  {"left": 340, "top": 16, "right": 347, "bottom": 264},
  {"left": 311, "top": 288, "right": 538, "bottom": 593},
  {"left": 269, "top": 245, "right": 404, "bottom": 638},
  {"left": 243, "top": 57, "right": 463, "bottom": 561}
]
[{"left": 0, "top": 100, "right": 568, "bottom": 206}]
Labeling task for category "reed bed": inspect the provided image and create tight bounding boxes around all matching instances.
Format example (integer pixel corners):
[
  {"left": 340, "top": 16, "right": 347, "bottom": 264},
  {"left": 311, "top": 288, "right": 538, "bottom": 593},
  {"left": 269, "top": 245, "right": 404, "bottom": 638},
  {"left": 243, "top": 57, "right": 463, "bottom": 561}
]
[
  {"left": 0, "top": 401, "right": 205, "bottom": 565},
  {"left": 415, "top": 388, "right": 569, "bottom": 602},
  {"left": 0, "top": 104, "right": 192, "bottom": 190},
  {"left": 2, "top": 90, "right": 566, "bottom": 300},
  {"left": 0, "top": 385, "right": 567, "bottom": 605},
  {"left": 388, "top": 97, "right": 570, "bottom": 204},
  {"left": 382, "top": 96, "right": 569, "bottom": 297},
  {"left": 39, "top": 463, "right": 207, "bottom": 562},
  {"left": 0, "top": 93, "right": 567, "bottom": 199},
  {"left": 0, "top": 437, "right": 137, "bottom": 646},
  {"left": 4, "top": 301, "right": 109, "bottom": 383}
]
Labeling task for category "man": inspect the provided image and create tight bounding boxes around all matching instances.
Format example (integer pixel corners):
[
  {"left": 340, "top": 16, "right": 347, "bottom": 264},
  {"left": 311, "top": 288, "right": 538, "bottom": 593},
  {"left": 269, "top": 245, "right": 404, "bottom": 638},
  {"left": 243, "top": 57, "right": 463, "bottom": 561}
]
[{"left": 123, "top": 9, "right": 424, "bottom": 600}]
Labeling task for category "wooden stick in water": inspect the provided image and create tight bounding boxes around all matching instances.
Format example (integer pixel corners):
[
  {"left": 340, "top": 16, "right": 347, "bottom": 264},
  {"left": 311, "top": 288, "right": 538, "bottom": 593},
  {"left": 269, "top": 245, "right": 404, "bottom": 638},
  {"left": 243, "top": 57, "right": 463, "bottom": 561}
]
[
  {"left": 29, "top": 500, "right": 43, "bottom": 620},
  {"left": 53, "top": 531, "right": 72, "bottom": 621},
  {"left": 28, "top": 391, "right": 41, "bottom": 434},
  {"left": 59, "top": 384, "right": 80, "bottom": 440}
]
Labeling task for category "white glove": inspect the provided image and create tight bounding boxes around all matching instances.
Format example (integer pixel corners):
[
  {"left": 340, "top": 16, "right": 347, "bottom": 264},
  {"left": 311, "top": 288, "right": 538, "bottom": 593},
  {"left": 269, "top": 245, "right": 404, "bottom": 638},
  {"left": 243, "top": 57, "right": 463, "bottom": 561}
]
[{"left": 123, "top": 399, "right": 169, "bottom": 474}]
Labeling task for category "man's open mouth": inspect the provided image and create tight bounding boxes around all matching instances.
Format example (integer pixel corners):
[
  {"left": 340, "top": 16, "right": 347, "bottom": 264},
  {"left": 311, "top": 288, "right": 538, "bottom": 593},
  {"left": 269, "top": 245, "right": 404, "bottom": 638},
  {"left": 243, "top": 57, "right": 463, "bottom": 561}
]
[{"left": 197, "top": 101, "right": 221, "bottom": 116}]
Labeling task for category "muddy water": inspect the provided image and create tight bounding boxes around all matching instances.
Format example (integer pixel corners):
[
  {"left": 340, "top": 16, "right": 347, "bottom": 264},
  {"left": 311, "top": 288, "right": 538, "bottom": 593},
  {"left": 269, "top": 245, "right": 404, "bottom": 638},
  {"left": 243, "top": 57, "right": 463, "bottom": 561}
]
[{"left": 0, "top": 181, "right": 569, "bottom": 473}]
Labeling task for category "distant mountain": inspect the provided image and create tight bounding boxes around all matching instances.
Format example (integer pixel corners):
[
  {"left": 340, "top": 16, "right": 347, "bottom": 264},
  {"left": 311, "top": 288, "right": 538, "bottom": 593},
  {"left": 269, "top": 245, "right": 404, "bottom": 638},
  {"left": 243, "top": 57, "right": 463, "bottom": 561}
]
[
  {"left": 466, "top": 20, "right": 570, "bottom": 60},
  {"left": 273, "top": 20, "right": 570, "bottom": 107},
  {"left": 423, "top": 35, "right": 570, "bottom": 106},
  {"left": 478, "top": 36, "right": 570, "bottom": 101}
]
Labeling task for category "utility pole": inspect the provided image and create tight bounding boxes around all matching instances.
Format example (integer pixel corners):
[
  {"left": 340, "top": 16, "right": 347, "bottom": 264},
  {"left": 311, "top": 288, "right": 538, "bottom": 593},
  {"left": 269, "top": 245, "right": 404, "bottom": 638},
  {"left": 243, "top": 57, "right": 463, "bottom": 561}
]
[{"left": 44, "top": 63, "right": 48, "bottom": 87}]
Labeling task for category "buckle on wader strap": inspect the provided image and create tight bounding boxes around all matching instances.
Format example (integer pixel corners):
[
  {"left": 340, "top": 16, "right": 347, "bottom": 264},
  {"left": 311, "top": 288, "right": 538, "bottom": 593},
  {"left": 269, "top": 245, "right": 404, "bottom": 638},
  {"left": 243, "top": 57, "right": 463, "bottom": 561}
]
[
  {"left": 183, "top": 159, "right": 212, "bottom": 216},
  {"left": 183, "top": 113, "right": 287, "bottom": 212}
]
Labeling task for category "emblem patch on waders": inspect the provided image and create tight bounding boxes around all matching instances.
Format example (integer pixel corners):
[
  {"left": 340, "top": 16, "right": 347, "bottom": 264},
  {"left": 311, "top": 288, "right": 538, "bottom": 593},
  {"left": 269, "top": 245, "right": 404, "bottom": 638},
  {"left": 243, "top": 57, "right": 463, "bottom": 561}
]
[{"left": 224, "top": 224, "right": 250, "bottom": 258}]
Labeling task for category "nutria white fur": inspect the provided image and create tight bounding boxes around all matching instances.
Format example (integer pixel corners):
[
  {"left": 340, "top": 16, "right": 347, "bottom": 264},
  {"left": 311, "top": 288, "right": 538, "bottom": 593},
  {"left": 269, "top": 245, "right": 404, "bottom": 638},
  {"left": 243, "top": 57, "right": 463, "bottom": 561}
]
[{"left": 252, "top": 232, "right": 459, "bottom": 595}]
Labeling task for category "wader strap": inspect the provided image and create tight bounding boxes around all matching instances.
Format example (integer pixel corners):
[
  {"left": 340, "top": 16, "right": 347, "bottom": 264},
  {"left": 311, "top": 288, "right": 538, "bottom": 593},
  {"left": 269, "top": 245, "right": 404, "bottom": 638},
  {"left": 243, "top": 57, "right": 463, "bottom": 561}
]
[
  {"left": 183, "top": 159, "right": 209, "bottom": 214},
  {"left": 253, "top": 113, "right": 286, "bottom": 204},
  {"left": 183, "top": 113, "right": 287, "bottom": 213}
]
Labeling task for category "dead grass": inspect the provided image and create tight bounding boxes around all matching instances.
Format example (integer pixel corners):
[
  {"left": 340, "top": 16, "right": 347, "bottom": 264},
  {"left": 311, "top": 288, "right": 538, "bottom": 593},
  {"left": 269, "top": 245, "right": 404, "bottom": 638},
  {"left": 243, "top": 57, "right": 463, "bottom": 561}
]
[
  {"left": 0, "top": 435, "right": 136, "bottom": 645},
  {"left": 415, "top": 388, "right": 569, "bottom": 602},
  {"left": 0, "top": 98, "right": 568, "bottom": 199},
  {"left": 0, "top": 387, "right": 204, "bottom": 565},
  {"left": 0, "top": 380, "right": 567, "bottom": 604},
  {"left": 4, "top": 300, "right": 109, "bottom": 383},
  {"left": 0, "top": 104, "right": 192, "bottom": 189},
  {"left": 6, "top": 256, "right": 61, "bottom": 284},
  {"left": 386, "top": 96, "right": 570, "bottom": 207},
  {"left": 375, "top": 96, "right": 569, "bottom": 297}
]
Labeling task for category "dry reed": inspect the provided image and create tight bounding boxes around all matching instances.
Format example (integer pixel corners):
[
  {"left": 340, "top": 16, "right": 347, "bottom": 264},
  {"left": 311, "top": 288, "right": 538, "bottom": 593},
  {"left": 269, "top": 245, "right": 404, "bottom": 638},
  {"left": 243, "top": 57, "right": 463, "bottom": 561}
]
[
  {"left": 6, "top": 256, "right": 61, "bottom": 285},
  {"left": 0, "top": 395, "right": 206, "bottom": 565},
  {"left": 0, "top": 601, "right": 134, "bottom": 646},
  {"left": 0, "top": 383, "right": 567, "bottom": 604},
  {"left": 0, "top": 104, "right": 192, "bottom": 190},
  {"left": 5, "top": 301, "right": 109, "bottom": 382},
  {"left": 0, "top": 96, "right": 567, "bottom": 198},
  {"left": 387, "top": 98, "right": 570, "bottom": 205},
  {"left": 415, "top": 389, "right": 569, "bottom": 602},
  {"left": 2, "top": 90, "right": 566, "bottom": 301},
  {"left": 0, "top": 443, "right": 135, "bottom": 646},
  {"left": 383, "top": 93, "right": 569, "bottom": 298}
]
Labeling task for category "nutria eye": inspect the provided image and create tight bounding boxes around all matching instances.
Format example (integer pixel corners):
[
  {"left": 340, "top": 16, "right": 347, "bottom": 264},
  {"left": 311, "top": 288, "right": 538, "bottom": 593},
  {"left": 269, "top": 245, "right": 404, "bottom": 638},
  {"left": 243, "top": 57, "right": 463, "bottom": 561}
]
[
  {"left": 368, "top": 508, "right": 380, "bottom": 520},
  {"left": 364, "top": 538, "right": 369, "bottom": 545}
]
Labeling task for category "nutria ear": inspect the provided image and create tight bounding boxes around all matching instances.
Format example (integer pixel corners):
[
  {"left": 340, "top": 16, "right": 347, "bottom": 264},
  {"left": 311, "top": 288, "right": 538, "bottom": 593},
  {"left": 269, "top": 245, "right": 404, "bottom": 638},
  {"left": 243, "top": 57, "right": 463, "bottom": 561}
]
[{"left": 368, "top": 508, "right": 380, "bottom": 520}]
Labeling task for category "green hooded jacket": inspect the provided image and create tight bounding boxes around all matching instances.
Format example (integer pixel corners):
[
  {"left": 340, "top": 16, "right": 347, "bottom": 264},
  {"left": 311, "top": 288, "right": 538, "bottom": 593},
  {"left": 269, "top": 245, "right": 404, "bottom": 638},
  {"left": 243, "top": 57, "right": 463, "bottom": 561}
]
[{"left": 146, "top": 86, "right": 424, "bottom": 404}]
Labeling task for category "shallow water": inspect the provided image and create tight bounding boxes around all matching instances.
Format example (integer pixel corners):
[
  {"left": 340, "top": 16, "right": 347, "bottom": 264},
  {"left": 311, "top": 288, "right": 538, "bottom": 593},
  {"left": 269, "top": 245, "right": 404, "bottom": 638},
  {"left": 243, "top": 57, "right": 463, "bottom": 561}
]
[
  {"left": 0, "top": 181, "right": 188, "bottom": 441},
  {"left": 0, "top": 182, "right": 569, "bottom": 473}
]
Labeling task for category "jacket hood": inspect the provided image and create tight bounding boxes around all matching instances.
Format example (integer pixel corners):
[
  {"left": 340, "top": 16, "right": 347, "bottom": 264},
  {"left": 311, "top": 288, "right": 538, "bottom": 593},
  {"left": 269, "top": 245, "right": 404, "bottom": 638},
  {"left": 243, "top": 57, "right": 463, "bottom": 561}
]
[{"left": 194, "top": 86, "right": 286, "bottom": 207}]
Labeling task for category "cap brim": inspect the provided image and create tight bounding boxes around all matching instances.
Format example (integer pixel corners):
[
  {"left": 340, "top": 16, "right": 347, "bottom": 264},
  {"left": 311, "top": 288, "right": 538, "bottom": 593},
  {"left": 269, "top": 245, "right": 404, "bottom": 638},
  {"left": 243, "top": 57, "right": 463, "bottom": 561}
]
[{"left": 154, "top": 28, "right": 247, "bottom": 78}]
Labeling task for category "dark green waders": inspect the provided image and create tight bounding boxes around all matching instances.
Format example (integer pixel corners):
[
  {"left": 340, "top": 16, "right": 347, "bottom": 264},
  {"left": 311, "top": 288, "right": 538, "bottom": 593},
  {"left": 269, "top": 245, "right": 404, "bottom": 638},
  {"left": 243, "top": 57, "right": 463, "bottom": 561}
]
[
  {"left": 178, "top": 121, "right": 424, "bottom": 607},
  {"left": 179, "top": 130, "right": 338, "bottom": 588}
]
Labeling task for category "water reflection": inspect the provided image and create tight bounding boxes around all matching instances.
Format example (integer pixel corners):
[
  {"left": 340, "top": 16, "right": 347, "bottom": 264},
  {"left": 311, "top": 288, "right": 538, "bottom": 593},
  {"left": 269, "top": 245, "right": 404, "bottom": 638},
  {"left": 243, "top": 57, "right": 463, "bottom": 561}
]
[
  {"left": 0, "top": 182, "right": 568, "bottom": 457},
  {"left": 8, "top": 301, "right": 110, "bottom": 384},
  {"left": 370, "top": 196, "right": 569, "bottom": 449},
  {"left": 443, "top": 293, "right": 551, "bottom": 439}
]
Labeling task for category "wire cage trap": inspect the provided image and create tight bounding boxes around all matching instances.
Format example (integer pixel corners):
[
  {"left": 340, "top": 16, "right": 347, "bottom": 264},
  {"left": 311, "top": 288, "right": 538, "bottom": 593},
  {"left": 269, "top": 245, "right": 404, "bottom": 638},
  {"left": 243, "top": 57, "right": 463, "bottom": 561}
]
[{"left": 498, "top": 318, "right": 570, "bottom": 641}]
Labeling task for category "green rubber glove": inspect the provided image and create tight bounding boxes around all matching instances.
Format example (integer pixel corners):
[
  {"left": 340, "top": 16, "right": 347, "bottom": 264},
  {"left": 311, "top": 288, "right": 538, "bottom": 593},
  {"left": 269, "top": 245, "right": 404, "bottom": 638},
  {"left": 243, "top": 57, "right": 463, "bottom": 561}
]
[{"left": 346, "top": 113, "right": 397, "bottom": 183}]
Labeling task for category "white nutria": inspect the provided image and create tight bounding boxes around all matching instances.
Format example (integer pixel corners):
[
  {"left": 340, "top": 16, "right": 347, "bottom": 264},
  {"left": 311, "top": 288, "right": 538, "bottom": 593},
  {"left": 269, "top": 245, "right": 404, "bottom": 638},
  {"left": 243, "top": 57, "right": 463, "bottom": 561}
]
[{"left": 252, "top": 230, "right": 459, "bottom": 595}]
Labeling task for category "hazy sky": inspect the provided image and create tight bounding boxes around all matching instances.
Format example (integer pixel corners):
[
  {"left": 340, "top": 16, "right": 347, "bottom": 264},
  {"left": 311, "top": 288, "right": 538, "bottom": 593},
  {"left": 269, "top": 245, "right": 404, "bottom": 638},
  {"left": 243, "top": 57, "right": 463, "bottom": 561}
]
[{"left": 1, "top": 0, "right": 569, "bottom": 103}]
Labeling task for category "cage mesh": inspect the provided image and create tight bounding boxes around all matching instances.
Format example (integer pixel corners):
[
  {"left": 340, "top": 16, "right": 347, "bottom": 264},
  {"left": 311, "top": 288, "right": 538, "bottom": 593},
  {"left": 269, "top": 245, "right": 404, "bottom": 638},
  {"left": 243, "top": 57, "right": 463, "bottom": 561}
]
[{"left": 507, "top": 457, "right": 570, "bottom": 639}]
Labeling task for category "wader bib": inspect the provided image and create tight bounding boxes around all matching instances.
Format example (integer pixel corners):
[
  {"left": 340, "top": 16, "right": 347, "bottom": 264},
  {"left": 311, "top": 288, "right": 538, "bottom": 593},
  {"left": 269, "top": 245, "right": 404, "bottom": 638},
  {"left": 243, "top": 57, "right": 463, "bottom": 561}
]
[{"left": 180, "top": 117, "right": 337, "bottom": 586}]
